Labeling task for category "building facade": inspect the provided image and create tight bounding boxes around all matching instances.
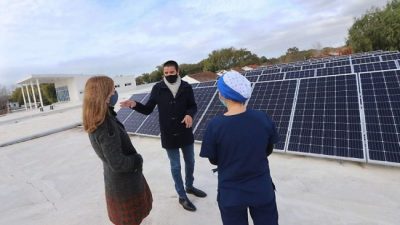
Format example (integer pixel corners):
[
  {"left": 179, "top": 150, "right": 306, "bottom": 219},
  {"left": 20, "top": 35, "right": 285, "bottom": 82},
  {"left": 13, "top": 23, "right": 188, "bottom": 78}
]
[{"left": 17, "top": 74, "right": 136, "bottom": 110}]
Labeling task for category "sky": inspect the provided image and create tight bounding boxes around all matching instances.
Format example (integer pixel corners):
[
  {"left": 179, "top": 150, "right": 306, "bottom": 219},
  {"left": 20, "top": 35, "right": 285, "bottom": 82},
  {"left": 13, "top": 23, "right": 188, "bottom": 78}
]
[{"left": 0, "top": 0, "right": 389, "bottom": 86}]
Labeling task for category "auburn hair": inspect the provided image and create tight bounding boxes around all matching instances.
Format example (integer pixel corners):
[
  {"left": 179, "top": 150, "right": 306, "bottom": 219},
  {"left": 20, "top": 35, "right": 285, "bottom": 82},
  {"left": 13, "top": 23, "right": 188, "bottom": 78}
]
[{"left": 82, "top": 76, "right": 114, "bottom": 133}]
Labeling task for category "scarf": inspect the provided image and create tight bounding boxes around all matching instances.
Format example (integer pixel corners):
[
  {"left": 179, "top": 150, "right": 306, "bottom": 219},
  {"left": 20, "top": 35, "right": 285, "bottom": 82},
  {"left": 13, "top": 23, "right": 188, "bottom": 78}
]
[{"left": 163, "top": 75, "right": 181, "bottom": 98}]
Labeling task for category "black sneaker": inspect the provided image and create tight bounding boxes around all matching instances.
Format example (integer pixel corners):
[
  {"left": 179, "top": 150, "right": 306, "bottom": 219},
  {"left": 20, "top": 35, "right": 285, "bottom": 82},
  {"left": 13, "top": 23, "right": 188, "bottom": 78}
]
[
  {"left": 186, "top": 187, "right": 207, "bottom": 198},
  {"left": 179, "top": 197, "right": 196, "bottom": 211}
]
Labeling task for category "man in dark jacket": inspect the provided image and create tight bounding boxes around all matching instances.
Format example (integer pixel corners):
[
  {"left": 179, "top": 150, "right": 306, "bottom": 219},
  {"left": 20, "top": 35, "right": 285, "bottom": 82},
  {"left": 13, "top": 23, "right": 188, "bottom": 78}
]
[{"left": 120, "top": 60, "right": 206, "bottom": 211}]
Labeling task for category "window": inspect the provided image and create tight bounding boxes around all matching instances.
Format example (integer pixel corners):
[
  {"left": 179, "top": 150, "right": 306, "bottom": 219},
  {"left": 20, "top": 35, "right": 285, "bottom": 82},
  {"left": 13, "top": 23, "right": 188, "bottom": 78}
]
[{"left": 55, "top": 86, "right": 70, "bottom": 102}]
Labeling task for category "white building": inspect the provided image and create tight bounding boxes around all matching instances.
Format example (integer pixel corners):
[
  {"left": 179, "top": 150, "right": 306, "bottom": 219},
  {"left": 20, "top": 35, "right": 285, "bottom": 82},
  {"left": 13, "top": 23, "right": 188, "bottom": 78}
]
[
  {"left": 17, "top": 74, "right": 136, "bottom": 110},
  {"left": 8, "top": 102, "right": 20, "bottom": 110},
  {"left": 181, "top": 75, "right": 200, "bottom": 84}
]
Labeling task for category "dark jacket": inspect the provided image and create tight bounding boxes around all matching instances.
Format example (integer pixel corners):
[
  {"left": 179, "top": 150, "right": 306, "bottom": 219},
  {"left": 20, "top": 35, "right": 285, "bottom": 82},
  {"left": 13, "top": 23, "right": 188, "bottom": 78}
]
[
  {"left": 89, "top": 111, "right": 144, "bottom": 196},
  {"left": 88, "top": 110, "right": 152, "bottom": 224},
  {"left": 134, "top": 80, "right": 197, "bottom": 149}
]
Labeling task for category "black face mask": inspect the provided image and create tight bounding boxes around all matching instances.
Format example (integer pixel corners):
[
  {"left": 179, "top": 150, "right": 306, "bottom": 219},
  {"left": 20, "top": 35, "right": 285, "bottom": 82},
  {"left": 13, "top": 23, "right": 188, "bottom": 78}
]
[{"left": 165, "top": 74, "right": 178, "bottom": 83}]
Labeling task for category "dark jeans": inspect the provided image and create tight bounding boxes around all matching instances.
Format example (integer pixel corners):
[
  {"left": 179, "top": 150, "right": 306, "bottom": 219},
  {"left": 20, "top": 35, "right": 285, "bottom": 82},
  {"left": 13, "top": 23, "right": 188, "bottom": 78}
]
[{"left": 165, "top": 144, "right": 195, "bottom": 198}]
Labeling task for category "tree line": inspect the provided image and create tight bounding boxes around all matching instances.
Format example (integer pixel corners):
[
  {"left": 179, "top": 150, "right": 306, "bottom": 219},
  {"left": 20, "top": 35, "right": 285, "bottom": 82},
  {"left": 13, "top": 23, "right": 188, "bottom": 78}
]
[{"left": 135, "top": 46, "right": 349, "bottom": 85}]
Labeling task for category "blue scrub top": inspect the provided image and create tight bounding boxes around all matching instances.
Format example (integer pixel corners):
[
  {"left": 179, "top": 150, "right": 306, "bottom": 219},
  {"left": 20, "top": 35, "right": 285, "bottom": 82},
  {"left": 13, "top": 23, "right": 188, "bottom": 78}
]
[{"left": 200, "top": 109, "right": 279, "bottom": 207}]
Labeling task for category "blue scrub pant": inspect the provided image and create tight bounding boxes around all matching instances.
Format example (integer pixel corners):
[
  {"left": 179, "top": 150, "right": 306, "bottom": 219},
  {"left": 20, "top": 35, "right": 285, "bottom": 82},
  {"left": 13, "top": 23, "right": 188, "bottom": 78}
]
[{"left": 218, "top": 199, "right": 278, "bottom": 225}]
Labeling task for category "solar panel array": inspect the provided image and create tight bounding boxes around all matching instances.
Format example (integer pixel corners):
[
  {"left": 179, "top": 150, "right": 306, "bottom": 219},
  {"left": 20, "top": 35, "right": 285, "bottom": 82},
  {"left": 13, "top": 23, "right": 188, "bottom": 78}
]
[
  {"left": 116, "top": 93, "right": 148, "bottom": 124},
  {"left": 360, "top": 70, "right": 400, "bottom": 164},
  {"left": 124, "top": 93, "right": 150, "bottom": 133},
  {"left": 191, "top": 86, "right": 218, "bottom": 131},
  {"left": 119, "top": 50, "right": 400, "bottom": 166},
  {"left": 287, "top": 75, "right": 364, "bottom": 160},
  {"left": 354, "top": 61, "right": 397, "bottom": 73},
  {"left": 193, "top": 92, "right": 225, "bottom": 141},
  {"left": 135, "top": 107, "right": 160, "bottom": 136},
  {"left": 247, "top": 80, "right": 298, "bottom": 151}
]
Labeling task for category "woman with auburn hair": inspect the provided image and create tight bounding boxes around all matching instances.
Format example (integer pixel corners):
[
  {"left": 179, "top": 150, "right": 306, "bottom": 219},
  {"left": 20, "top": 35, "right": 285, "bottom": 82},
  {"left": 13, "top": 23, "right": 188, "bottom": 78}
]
[{"left": 83, "top": 76, "right": 152, "bottom": 225}]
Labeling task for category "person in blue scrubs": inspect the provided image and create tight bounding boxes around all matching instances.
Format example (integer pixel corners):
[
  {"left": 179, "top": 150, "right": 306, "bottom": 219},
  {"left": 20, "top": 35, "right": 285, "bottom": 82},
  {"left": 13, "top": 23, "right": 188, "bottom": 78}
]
[{"left": 200, "top": 71, "right": 279, "bottom": 225}]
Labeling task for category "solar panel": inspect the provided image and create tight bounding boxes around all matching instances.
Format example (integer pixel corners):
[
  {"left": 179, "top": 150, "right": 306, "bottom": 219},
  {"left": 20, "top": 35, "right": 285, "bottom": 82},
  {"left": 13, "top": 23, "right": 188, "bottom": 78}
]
[
  {"left": 368, "top": 50, "right": 385, "bottom": 55},
  {"left": 197, "top": 81, "right": 216, "bottom": 88},
  {"left": 294, "top": 63, "right": 304, "bottom": 67},
  {"left": 360, "top": 70, "right": 400, "bottom": 164},
  {"left": 281, "top": 66, "right": 302, "bottom": 72},
  {"left": 247, "top": 80, "right": 298, "bottom": 151},
  {"left": 311, "top": 59, "right": 329, "bottom": 64},
  {"left": 190, "top": 83, "right": 199, "bottom": 88},
  {"left": 353, "top": 61, "right": 397, "bottom": 73},
  {"left": 317, "top": 66, "right": 352, "bottom": 76},
  {"left": 246, "top": 75, "right": 259, "bottom": 83},
  {"left": 117, "top": 93, "right": 148, "bottom": 123},
  {"left": 302, "top": 63, "right": 324, "bottom": 70},
  {"left": 287, "top": 75, "right": 364, "bottom": 160},
  {"left": 326, "top": 60, "right": 350, "bottom": 68},
  {"left": 192, "top": 86, "right": 218, "bottom": 131},
  {"left": 135, "top": 106, "right": 161, "bottom": 136},
  {"left": 124, "top": 93, "right": 150, "bottom": 133},
  {"left": 285, "top": 69, "right": 315, "bottom": 79},
  {"left": 193, "top": 93, "right": 226, "bottom": 141},
  {"left": 352, "top": 53, "right": 376, "bottom": 59},
  {"left": 381, "top": 53, "right": 400, "bottom": 61},
  {"left": 258, "top": 73, "right": 285, "bottom": 82},
  {"left": 377, "top": 51, "right": 399, "bottom": 56},
  {"left": 329, "top": 56, "right": 351, "bottom": 62},
  {"left": 352, "top": 56, "right": 380, "bottom": 64},
  {"left": 245, "top": 70, "right": 263, "bottom": 76},
  {"left": 313, "top": 60, "right": 325, "bottom": 64},
  {"left": 262, "top": 68, "right": 281, "bottom": 75}
]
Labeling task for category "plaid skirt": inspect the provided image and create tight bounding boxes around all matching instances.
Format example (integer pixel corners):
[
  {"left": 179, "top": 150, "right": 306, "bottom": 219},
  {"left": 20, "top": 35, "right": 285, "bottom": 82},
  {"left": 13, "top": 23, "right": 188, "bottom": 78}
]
[{"left": 106, "top": 177, "right": 153, "bottom": 225}]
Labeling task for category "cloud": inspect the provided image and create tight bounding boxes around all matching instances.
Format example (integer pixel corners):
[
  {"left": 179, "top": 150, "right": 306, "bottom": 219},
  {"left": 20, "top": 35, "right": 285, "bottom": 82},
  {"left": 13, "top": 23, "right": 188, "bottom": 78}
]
[{"left": 0, "top": 0, "right": 389, "bottom": 85}]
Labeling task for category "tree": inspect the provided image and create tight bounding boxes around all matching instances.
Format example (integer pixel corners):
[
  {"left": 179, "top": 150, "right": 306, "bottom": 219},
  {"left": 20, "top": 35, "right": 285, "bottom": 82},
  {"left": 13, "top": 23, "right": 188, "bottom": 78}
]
[
  {"left": 141, "top": 73, "right": 152, "bottom": 84},
  {"left": 135, "top": 76, "right": 145, "bottom": 85},
  {"left": 9, "top": 84, "right": 57, "bottom": 106},
  {"left": 134, "top": 65, "right": 164, "bottom": 85},
  {"left": 0, "top": 85, "right": 9, "bottom": 115},
  {"left": 180, "top": 63, "right": 203, "bottom": 76},
  {"left": 346, "top": 0, "right": 400, "bottom": 52},
  {"left": 202, "top": 47, "right": 261, "bottom": 72},
  {"left": 281, "top": 46, "right": 313, "bottom": 62},
  {"left": 9, "top": 87, "right": 23, "bottom": 105},
  {"left": 262, "top": 57, "right": 280, "bottom": 65},
  {"left": 41, "top": 84, "right": 57, "bottom": 105},
  {"left": 286, "top": 47, "right": 299, "bottom": 55},
  {"left": 149, "top": 69, "right": 163, "bottom": 82}
]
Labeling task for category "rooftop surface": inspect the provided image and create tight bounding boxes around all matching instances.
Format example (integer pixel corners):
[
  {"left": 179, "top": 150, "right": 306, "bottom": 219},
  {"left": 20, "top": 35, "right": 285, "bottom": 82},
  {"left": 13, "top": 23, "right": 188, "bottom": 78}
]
[{"left": 0, "top": 90, "right": 399, "bottom": 225}]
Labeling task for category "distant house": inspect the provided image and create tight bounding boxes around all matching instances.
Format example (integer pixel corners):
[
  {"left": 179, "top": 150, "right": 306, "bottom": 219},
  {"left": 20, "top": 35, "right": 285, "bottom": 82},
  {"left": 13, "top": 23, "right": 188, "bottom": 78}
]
[
  {"left": 241, "top": 64, "right": 259, "bottom": 71},
  {"left": 181, "top": 75, "right": 200, "bottom": 84},
  {"left": 216, "top": 70, "right": 228, "bottom": 76},
  {"left": 184, "top": 71, "right": 218, "bottom": 83},
  {"left": 241, "top": 66, "right": 254, "bottom": 71},
  {"left": 217, "top": 68, "right": 246, "bottom": 76}
]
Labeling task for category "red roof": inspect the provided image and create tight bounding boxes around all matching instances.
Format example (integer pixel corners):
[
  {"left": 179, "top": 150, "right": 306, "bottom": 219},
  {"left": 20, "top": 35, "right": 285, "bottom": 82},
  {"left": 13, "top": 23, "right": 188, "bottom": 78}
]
[{"left": 187, "top": 71, "right": 218, "bottom": 82}]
